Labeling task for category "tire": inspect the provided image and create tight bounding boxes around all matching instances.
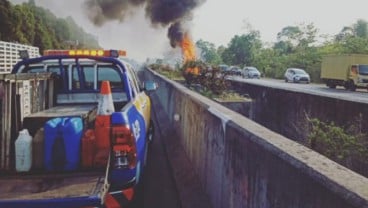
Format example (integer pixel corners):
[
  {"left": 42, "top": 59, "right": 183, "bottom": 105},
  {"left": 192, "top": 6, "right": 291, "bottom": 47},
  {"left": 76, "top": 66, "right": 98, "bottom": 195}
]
[
  {"left": 285, "top": 78, "right": 288, "bottom": 82},
  {"left": 327, "top": 82, "right": 336, "bottom": 89},
  {"left": 347, "top": 80, "right": 356, "bottom": 91},
  {"left": 350, "top": 84, "right": 356, "bottom": 91}
]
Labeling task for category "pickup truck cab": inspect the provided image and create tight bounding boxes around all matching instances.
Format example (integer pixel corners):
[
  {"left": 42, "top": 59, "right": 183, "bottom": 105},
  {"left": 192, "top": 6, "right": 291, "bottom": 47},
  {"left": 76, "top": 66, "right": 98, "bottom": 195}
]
[{"left": 0, "top": 49, "right": 156, "bottom": 208}]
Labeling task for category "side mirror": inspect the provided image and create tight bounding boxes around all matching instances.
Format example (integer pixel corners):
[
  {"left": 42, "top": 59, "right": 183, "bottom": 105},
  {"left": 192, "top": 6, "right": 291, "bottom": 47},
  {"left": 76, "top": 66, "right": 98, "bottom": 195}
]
[{"left": 143, "top": 80, "right": 158, "bottom": 91}]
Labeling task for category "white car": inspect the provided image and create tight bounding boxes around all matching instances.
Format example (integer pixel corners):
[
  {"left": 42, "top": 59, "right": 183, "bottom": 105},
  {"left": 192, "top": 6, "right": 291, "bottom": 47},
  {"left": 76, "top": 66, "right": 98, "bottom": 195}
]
[
  {"left": 242, "top": 66, "right": 261, "bottom": 79},
  {"left": 284, "top": 68, "right": 310, "bottom": 83}
]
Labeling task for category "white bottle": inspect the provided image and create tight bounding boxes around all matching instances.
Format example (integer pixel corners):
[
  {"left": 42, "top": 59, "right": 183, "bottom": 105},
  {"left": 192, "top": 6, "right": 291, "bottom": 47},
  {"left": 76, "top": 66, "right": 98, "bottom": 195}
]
[{"left": 15, "top": 129, "right": 32, "bottom": 172}]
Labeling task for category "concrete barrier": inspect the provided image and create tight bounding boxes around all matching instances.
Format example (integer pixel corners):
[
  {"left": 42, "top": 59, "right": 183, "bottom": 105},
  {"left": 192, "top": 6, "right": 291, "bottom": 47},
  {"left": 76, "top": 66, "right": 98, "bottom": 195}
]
[{"left": 143, "top": 69, "right": 368, "bottom": 208}]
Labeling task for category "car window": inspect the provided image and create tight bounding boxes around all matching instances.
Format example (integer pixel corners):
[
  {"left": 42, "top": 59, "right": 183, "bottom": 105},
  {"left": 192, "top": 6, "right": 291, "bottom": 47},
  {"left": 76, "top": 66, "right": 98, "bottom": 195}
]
[
  {"left": 295, "top": 70, "right": 306, "bottom": 74},
  {"left": 97, "top": 65, "right": 123, "bottom": 89},
  {"left": 68, "top": 64, "right": 124, "bottom": 91}
]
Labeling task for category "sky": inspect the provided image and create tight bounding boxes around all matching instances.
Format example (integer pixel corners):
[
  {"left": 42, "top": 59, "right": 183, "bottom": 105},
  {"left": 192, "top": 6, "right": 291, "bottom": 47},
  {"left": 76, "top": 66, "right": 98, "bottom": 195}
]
[{"left": 9, "top": 0, "right": 368, "bottom": 62}]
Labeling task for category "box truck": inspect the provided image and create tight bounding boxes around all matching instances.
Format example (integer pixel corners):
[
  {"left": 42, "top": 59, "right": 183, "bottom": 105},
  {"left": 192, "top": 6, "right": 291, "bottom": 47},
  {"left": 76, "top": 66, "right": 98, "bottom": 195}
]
[{"left": 321, "top": 54, "right": 368, "bottom": 91}]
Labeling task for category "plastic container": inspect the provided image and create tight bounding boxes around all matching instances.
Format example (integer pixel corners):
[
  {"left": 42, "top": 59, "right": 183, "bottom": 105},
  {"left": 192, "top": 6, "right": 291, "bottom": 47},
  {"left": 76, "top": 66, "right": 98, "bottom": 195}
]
[
  {"left": 62, "top": 117, "right": 83, "bottom": 171},
  {"left": 81, "top": 129, "right": 96, "bottom": 168},
  {"left": 94, "top": 115, "right": 111, "bottom": 167},
  {"left": 32, "top": 127, "right": 44, "bottom": 170},
  {"left": 15, "top": 129, "right": 33, "bottom": 172},
  {"left": 44, "top": 117, "right": 83, "bottom": 171},
  {"left": 95, "top": 115, "right": 111, "bottom": 149},
  {"left": 44, "top": 117, "right": 64, "bottom": 171}
]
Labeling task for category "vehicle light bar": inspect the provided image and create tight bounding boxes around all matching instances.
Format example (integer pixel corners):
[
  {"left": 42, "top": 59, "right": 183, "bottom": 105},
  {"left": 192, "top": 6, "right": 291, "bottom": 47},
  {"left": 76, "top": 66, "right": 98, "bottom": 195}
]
[{"left": 43, "top": 49, "right": 127, "bottom": 58}]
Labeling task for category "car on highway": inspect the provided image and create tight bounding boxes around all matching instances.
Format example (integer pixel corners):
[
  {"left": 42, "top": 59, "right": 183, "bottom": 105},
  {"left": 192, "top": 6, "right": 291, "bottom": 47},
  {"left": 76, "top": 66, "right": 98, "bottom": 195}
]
[
  {"left": 218, "top": 64, "right": 229, "bottom": 72},
  {"left": 284, "top": 68, "right": 310, "bottom": 83},
  {"left": 229, "top": 66, "right": 242, "bottom": 76},
  {"left": 242, "top": 66, "right": 261, "bottom": 79}
]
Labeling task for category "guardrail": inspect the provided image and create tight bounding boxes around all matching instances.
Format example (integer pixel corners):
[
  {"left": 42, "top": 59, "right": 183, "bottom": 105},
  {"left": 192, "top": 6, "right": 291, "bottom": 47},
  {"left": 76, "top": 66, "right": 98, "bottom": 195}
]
[{"left": 143, "top": 68, "right": 368, "bottom": 208}]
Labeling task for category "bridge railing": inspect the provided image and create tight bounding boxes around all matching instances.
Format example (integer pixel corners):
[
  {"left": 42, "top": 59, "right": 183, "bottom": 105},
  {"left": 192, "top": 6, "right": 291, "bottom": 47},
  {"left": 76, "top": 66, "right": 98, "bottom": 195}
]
[{"left": 144, "top": 68, "right": 368, "bottom": 208}]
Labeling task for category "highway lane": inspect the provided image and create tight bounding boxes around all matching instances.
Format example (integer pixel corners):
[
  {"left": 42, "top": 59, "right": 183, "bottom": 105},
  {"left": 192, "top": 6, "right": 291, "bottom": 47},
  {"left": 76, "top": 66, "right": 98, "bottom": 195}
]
[
  {"left": 131, "top": 109, "right": 181, "bottom": 208},
  {"left": 230, "top": 76, "right": 368, "bottom": 104}
]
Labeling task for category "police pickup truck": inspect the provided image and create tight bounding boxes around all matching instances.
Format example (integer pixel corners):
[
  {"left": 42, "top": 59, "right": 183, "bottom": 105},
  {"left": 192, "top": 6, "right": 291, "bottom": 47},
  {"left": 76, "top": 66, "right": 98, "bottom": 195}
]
[{"left": 0, "top": 49, "right": 156, "bottom": 208}]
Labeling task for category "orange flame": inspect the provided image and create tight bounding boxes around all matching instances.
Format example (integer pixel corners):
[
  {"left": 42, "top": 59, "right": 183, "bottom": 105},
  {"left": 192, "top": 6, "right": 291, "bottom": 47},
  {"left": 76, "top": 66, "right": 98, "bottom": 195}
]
[{"left": 181, "top": 33, "right": 199, "bottom": 75}]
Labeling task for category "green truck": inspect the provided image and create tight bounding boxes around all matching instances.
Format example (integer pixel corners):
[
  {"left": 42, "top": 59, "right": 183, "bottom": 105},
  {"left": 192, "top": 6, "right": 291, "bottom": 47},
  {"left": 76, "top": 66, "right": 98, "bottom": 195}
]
[{"left": 321, "top": 54, "right": 368, "bottom": 91}]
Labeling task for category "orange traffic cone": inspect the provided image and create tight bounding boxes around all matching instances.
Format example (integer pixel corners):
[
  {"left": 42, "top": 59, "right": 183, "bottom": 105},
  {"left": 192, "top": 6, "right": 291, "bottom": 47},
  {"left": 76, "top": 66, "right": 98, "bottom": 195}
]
[
  {"left": 94, "top": 81, "right": 115, "bottom": 167},
  {"left": 97, "top": 81, "right": 115, "bottom": 115}
]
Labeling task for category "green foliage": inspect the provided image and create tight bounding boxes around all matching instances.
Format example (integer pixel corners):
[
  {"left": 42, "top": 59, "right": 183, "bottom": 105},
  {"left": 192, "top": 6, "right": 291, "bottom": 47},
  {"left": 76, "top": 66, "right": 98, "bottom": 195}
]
[
  {"left": 0, "top": 0, "right": 100, "bottom": 52},
  {"left": 308, "top": 117, "right": 368, "bottom": 174},
  {"left": 0, "top": 0, "right": 13, "bottom": 41},
  {"left": 149, "top": 64, "right": 184, "bottom": 80},
  {"left": 221, "top": 31, "right": 262, "bottom": 66},
  {"left": 196, "top": 39, "right": 222, "bottom": 65}
]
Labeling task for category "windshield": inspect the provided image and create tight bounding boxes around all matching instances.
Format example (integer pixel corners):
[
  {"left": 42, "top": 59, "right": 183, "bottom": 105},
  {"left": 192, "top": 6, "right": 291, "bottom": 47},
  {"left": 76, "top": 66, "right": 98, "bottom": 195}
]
[
  {"left": 358, "top": 65, "right": 368, "bottom": 75},
  {"left": 17, "top": 61, "right": 124, "bottom": 92},
  {"left": 295, "top": 69, "right": 307, "bottom": 75},
  {"left": 248, "top": 68, "right": 258, "bottom": 72}
]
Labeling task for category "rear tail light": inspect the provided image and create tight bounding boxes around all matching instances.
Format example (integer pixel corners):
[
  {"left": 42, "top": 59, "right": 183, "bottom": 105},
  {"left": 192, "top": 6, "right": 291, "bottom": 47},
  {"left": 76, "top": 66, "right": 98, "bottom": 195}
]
[{"left": 111, "top": 125, "right": 137, "bottom": 169}]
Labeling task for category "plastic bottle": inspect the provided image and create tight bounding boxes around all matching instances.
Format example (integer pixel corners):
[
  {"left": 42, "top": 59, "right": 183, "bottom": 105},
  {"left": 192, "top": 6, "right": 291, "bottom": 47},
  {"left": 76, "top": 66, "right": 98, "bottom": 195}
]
[{"left": 15, "top": 129, "right": 33, "bottom": 172}]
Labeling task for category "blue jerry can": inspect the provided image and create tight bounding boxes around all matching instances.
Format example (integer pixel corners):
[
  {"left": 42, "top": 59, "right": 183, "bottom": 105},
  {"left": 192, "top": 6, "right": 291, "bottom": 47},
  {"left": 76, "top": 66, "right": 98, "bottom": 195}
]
[
  {"left": 44, "top": 117, "right": 64, "bottom": 171},
  {"left": 62, "top": 117, "right": 83, "bottom": 171},
  {"left": 44, "top": 117, "right": 83, "bottom": 171}
]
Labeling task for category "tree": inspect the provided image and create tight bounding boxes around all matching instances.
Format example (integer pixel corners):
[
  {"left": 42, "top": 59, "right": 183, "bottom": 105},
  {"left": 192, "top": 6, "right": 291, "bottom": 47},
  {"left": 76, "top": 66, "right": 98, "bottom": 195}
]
[
  {"left": 196, "top": 39, "right": 222, "bottom": 65},
  {"left": 0, "top": 0, "right": 13, "bottom": 41},
  {"left": 353, "top": 19, "right": 368, "bottom": 38},
  {"left": 277, "top": 26, "right": 302, "bottom": 45},
  {"left": 12, "top": 4, "right": 36, "bottom": 44},
  {"left": 221, "top": 31, "right": 262, "bottom": 66},
  {"left": 334, "top": 19, "right": 368, "bottom": 54},
  {"left": 277, "top": 23, "right": 318, "bottom": 49}
]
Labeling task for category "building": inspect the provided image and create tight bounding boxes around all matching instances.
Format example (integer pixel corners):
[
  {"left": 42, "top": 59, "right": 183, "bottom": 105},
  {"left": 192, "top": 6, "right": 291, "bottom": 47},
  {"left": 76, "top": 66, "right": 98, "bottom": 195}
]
[{"left": 0, "top": 41, "right": 40, "bottom": 74}]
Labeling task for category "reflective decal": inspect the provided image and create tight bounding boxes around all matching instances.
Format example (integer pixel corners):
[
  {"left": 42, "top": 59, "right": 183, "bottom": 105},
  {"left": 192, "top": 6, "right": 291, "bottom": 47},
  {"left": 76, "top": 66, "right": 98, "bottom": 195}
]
[{"left": 132, "top": 120, "right": 140, "bottom": 141}]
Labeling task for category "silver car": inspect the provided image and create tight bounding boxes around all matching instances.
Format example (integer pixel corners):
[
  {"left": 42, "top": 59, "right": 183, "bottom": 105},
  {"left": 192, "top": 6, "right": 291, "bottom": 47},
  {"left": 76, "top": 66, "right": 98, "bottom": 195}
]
[
  {"left": 284, "top": 68, "right": 310, "bottom": 83},
  {"left": 242, "top": 66, "right": 261, "bottom": 79}
]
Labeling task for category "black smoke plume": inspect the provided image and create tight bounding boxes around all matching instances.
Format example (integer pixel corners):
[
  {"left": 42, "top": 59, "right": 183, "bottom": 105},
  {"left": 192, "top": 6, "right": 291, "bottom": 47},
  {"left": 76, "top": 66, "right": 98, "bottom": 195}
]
[{"left": 84, "top": 0, "right": 205, "bottom": 48}]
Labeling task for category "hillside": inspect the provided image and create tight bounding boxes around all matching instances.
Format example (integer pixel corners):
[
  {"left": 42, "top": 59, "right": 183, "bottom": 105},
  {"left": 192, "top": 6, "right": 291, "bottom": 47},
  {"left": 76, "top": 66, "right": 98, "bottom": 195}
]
[{"left": 0, "top": 0, "right": 100, "bottom": 52}]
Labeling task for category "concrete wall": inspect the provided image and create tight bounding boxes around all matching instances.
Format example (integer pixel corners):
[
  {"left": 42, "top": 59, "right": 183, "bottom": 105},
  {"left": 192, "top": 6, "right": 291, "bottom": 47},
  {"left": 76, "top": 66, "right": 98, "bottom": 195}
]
[
  {"left": 229, "top": 81, "right": 368, "bottom": 144},
  {"left": 143, "top": 69, "right": 368, "bottom": 208}
]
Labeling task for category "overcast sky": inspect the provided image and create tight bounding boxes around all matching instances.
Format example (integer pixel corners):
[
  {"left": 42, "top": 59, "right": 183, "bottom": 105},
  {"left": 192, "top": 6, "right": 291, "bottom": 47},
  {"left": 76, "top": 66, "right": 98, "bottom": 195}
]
[{"left": 9, "top": 0, "right": 368, "bottom": 62}]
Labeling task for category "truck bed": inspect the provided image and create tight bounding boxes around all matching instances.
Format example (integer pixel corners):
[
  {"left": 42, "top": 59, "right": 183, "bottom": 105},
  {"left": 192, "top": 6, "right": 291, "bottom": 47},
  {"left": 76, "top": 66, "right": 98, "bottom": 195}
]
[{"left": 0, "top": 171, "right": 105, "bottom": 200}]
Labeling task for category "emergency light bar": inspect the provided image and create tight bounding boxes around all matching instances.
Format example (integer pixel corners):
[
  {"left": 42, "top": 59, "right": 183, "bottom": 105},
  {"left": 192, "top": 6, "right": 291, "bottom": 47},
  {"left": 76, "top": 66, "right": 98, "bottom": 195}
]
[{"left": 43, "top": 49, "right": 127, "bottom": 58}]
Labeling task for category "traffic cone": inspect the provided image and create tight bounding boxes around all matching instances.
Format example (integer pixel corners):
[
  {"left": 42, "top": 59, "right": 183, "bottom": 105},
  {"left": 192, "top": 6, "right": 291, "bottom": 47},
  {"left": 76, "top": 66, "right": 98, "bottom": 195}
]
[
  {"left": 94, "top": 81, "right": 115, "bottom": 167},
  {"left": 97, "top": 81, "right": 115, "bottom": 115}
]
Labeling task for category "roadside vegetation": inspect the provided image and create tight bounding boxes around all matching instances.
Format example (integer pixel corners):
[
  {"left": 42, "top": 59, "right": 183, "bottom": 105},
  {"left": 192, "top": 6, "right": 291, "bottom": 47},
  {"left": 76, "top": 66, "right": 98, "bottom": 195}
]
[
  {"left": 0, "top": 0, "right": 100, "bottom": 52},
  {"left": 308, "top": 116, "right": 368, "bottom": 176},
  {"left": 149, "top": 61, "right": 241, "bottom": 100},
  {"left": 193, "top": 20, "right": 368, "bottom": 83}
]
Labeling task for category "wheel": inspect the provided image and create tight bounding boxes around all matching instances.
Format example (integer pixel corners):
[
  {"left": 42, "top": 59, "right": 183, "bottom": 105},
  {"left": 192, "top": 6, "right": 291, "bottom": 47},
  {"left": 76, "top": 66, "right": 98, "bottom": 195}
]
[
  {"left": 350, "top": 85, "right": 356, "bottom": 91},
  {"left": 285, "top": 78, "right": 288, "bottom": 82},
  {"left": 347, "top": 80, "right": 356, "bottom": 91},
  {"left": 327, "top": 82, "right": 336, "bottom": 89},
  {"left": 293, "top": 77, "right": 298, "bottom": 83}
]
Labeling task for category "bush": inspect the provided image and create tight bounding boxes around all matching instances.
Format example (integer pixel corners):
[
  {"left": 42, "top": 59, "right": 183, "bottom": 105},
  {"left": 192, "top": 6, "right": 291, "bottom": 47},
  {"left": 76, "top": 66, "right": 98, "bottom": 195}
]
[
  {"left": 181, "top": 61, "right": 229, "bottom": 95},
  {"left": 308, "top": 117, "right": 368, "bottom": 176}
]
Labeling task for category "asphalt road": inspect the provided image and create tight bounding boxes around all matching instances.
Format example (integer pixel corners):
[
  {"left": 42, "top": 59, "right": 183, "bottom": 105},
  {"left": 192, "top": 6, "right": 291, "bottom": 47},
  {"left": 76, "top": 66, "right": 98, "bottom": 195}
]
[
  {"left": 230, "top": 76, "right": 368, "bottom": 104},
  {"left": 131, "top": 110, "right": 181, "bottom": 208}
]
